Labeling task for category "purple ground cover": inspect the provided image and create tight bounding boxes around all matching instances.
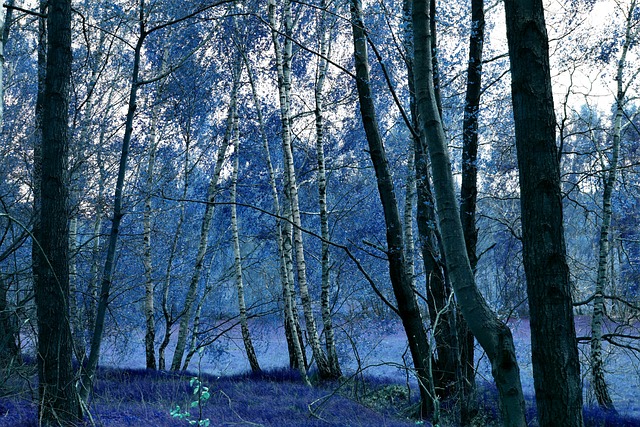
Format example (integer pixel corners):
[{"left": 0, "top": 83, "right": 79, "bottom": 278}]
[{"left": 1, "top": 317, "right": 639, "bottom": 426}]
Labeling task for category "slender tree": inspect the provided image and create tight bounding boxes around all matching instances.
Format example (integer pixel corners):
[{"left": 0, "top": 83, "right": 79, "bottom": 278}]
[
  {"left": 503, "top": 0, "right": 583, "bottom": 425},
  {"left": 459, "top": 0, "right": 485, "bottom": 421},
  {"left": 590, "top": 0, "right": 638, "bottom": 413},
  {"left": 230, "top": 102, "right": 261, "bottom": 373},
  {"left": 314, "top": 0, "right": 341, "bottom": 379},
  {"left": 171, "top": 59, "right": 241, "bottom": 370},
  {"left": 351, "top": 0, "right": 437, "bottom": 417},
  {"left": 268, "top": 0, "right": 332, "bottom": 379}
]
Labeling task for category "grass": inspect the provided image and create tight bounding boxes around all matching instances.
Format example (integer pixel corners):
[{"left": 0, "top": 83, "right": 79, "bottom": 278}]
[
  {"left": 3, "top": 364, "right": 640, "bottom": 426},
  {"left": 0, "top": 366, "right": 422, "bottom": 427}
]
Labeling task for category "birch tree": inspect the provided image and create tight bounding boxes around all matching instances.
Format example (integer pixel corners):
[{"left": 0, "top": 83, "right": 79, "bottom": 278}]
[
  {"left": 243, "top": 48, "right": 308, "bottom": 379},
  {"left": 171, "top": 58, "right": 241, "bottom": 370},
  {"left": 268, "top": 0, "right": 332, "bottom": 379},
  {"left": 230, "top": 104, "right": 261, "bottom": 373},
  {"left": 590, "top": 0, "right": 639, "bottom": 412},
  {"left": 314, "top": 0, "right": 341, "bottom": 379}
]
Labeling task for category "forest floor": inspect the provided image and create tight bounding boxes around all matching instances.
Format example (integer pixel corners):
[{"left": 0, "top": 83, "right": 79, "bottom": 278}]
[{"left": 1, "top": 316, "right": 639, "bottom": 426}]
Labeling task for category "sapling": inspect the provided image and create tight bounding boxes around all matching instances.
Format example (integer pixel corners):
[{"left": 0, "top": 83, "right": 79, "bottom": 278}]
[{"left": 170, "top": 376, "right": 211, "bottom": 427}]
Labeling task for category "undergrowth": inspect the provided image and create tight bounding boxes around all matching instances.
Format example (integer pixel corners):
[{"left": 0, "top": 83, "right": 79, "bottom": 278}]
[{"left": 1, "top": 364, "right": 639, "bottom": 426}]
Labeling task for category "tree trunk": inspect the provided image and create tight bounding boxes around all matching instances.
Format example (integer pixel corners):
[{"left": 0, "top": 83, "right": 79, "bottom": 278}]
[
  {"left": 503, "top": 0, "right": 583, "bottom": 425},
  {"left": 142, "top": 107, "right": 158, "bottom": 370},
  {"left": 412, "top": 0, "right": 527, "bottom": 425},
  {"left": 314, "top": 1, "right": 341, "bottom": 380},
  {"left": 402, "top": 0, "right": 461, "bottom": 404},
  {"left": 269, "top": 0, "right": 331, "bottom": 379},
  {"left": 158, "top": 145, "right": 189, "bottom": 370},
  {"left": 459, "top": 0, "right": 485, "bottom": 421},
  {"left": 34, "top": 0, "right": 81, "bottom": 424},
  {"left": 230, "top": 109, "right": 261, "bottom": 373},
  {"left": 79, "top": 4, "right": 148, "bottom": 401},
  {"left": 243, "top": 49, "right": 307, "bottom": 378},
  {"left": 590, "top": 0, "right": 635, "bottom": 413},
  {"left": 170, "top": 59, "right": 241, "bottom": 370},
  {"left": 0, "top": 277, "right": 19, "bottom": 366},
  {"left": 68, "top": 210, "right": 86, "bottom": 363},
  {"left": 351, "top": 0, "right": 436, "bottom": 417}
]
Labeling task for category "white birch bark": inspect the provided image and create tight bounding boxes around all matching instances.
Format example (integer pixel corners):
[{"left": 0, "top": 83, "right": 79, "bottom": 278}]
[
  {"left": 142, "top": 105, "right": 159, "bottom": 370},
  {"left": 230, "top": 109, "right": 261, "bottom": 373},
  {"left": 170, "top": 60, "right": 242, "bottom": 370},
  {"left": 268, "top": 0, "right": 330, "bottom": 378},
  {"left": 590, "top": 0, "right": 637, "bottom": 411},
  {"left": 314, "top": 2, "right": 341, "bottom": 378}
]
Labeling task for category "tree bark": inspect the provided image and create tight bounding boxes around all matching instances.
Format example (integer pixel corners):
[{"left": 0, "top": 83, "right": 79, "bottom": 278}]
[
  {"left": 269, "top": 0, "right": 331, "bottom": 379},
  {"left": 503, "top": 0, "right": 583, "bottom": 425},
  {"left": 402, "top": 0, "right": 461, "bottom": 403},
  {"left": 412, "top": 0, "right": 527, "bottom": 425},
  {"left": 170, "top": 60, "right": 241, "bottom": 370},
  {"left": 314, "top": 0, "right": 341, "bottom": 380},
  {"left": 142, "top": 105, "right": 159, "bottom": 370},
  {"left": 230, "top": 108, "right": 261, "bottom": 373},
  {"left": 459, "top": 0, "right": 485, "bottom": 421},
  {"left": 351, "top": 0, "right": 436, "bottom": 417},
  {"left": 589, "top": 0, "right": 635, "bottom": 413},
  {"left": 243, "top": 48, "right": 308, "bottom": 378},
  {"left": 34, "top": 0, "right": 81, "bottom": 424}
]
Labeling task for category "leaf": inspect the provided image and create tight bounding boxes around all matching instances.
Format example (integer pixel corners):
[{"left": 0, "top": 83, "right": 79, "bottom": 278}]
[
  {"left": 191, "top": 400, "right": 199, "bottom": 408},
  {"left": 201, "top": 391, "right": 210, "bottom": 400}
]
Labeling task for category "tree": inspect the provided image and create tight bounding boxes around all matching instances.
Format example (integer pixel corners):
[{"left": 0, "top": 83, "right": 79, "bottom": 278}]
[
  {"left": 33, "top": 0, "right": 81, "bottom": 424},
  {"left": 412, "top": 0, "right": 527, "bottom": 424},
  {"left": 503, "top": 0, "right": 584, "bottom": 425},
  {"left": 590, "top": 0, "right": 639, "bottom": 414},
  {"left": 351, "top": 0, "right": 437, "bottom": 417},
  {"left": 268, "top": 0, "right": 334, "bottom": 380}
]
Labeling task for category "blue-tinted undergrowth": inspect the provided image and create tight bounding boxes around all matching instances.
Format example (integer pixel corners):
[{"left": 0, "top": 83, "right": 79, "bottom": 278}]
[{"left": 0, "top": 366, "right": 420, "bottom": 427}]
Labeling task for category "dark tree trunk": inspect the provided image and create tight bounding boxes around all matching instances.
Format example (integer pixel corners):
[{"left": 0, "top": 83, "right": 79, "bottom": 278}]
[
  {"left": 459, "top": 0, "right": 485, "bottom": 422},
  {"left": 33, "top": 0, "right": 81, "bottom": 424},
  {"left": 503, "top": 1, "right": 584, "bottom": 426},
  {"left": 402, "top": 0, "right": 461, "bottom": 403},
  {"left": 351, "top": 0, "right": 435, "bottom": 417},
  {"left": 412, "top": 0, "right": 527, "bottom": 424},
  {"left": 0, "top": 279, "right": 18, "bottom": 364}
]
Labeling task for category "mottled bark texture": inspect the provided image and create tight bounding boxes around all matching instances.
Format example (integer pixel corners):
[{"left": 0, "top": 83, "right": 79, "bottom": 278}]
[{"left": 503, "top": 0, "right": 584, "bottom": 425}]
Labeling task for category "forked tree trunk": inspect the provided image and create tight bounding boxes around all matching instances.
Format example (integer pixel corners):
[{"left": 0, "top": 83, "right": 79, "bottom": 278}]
[
  {"left": 171, "top": 60, "right": 241, "bottom": 370},
  {"left": 351, "top": 0, "right": 436, "bottom": 417},
  {"left": 590, "top": 0, "right": 635, "bottom": 412},
  {"left": 503, "top": 0, "right": 583, "bottom": 425},
  {"left": 412, "top": 0, "right": 527, "bottom": 425},
  {"left": 269, "top": 0, "right": 331, "bottom": 379},
  {"left": 158, "top": 144, "right": 189, "bottom": 370},
  {"left": 314, "top": 0, "right": 341, "bottom": 380}
]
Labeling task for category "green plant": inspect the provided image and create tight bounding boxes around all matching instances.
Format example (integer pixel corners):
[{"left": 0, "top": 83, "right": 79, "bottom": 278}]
[{"left": 170, "top": 376, "right": 212, "bottom": 426}]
